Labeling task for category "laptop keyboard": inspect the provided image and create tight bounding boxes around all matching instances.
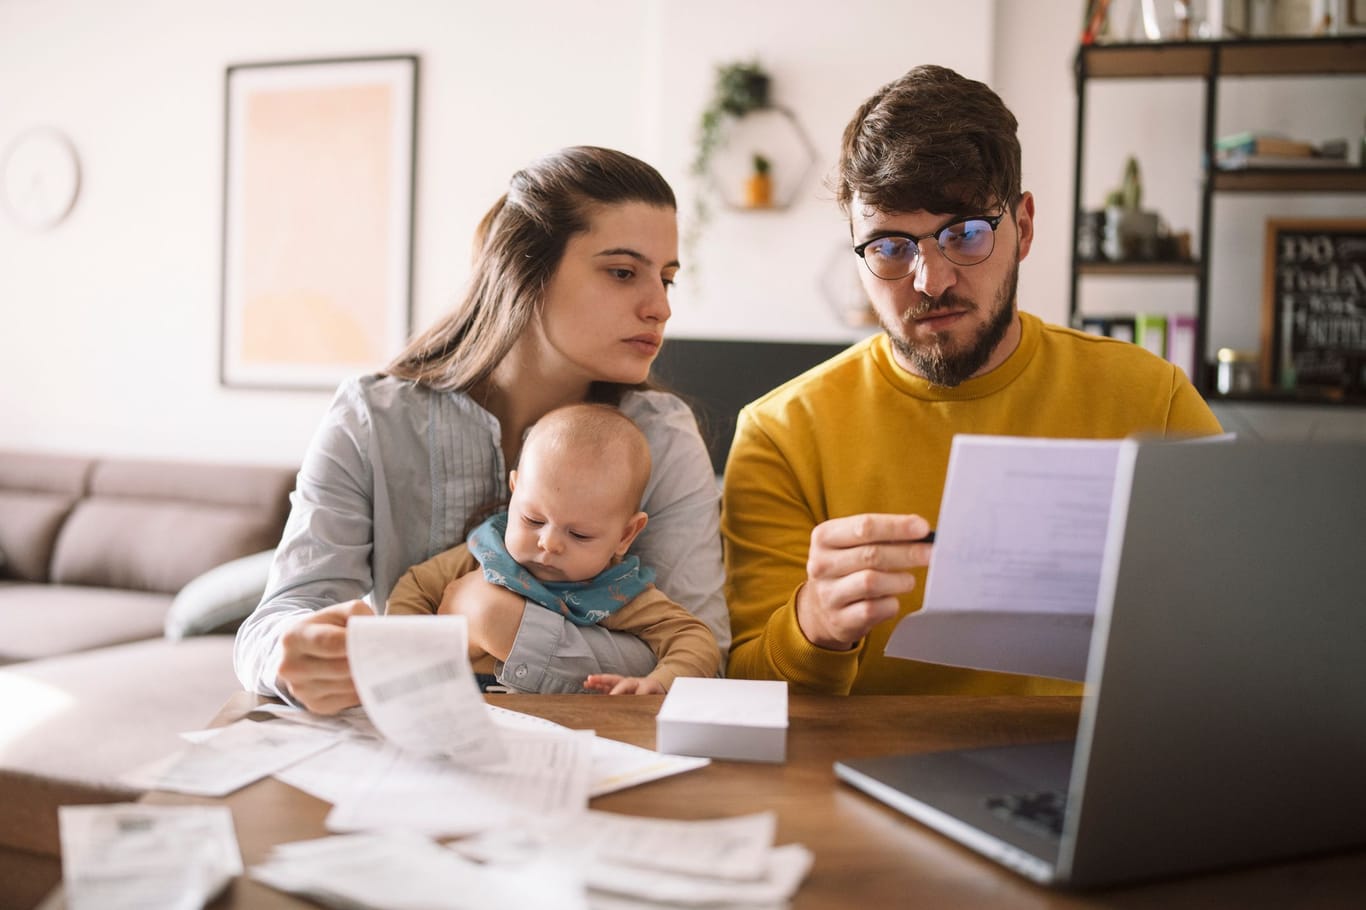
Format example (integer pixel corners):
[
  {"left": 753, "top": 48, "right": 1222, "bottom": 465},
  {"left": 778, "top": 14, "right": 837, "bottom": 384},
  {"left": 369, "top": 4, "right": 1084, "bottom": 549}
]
[{"left": 984, "top": 789, "right": 1067, "bottom": 841}]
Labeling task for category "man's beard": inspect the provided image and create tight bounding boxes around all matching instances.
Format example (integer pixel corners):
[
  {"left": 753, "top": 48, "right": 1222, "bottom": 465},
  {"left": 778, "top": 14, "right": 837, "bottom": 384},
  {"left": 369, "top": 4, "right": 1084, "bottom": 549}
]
[{"left": 882, "top": 258, "right": 1020, "bottom": 388}]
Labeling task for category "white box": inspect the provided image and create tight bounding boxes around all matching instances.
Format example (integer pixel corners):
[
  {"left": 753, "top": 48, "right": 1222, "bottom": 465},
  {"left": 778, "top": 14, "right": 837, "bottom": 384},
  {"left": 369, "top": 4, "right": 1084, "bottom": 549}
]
[{"left": 655, "top": 678, "right": 788, "bottom": 763}]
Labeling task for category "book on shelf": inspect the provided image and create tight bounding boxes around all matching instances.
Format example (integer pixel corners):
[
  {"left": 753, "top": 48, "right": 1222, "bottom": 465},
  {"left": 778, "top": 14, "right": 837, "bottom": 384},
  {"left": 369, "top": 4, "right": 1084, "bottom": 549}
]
[
  {"left": 1166, "top": 314, "right": 1197, "bottom": 381},
  {"left": 1079, "top": 314, "right": 1197, "bottom": 380},
  {"left": 1079, "top": 315, "right": 1135, "bottom": 344},
  {"left": 1214, "top": 132, "right": 1316, "bottom": 158},
  {"left": 1215, "top": 152, "right": 1348, "bottom": 170},
  {"left": 1135, "top": 314, "right": 1167, "bottom": 359}
]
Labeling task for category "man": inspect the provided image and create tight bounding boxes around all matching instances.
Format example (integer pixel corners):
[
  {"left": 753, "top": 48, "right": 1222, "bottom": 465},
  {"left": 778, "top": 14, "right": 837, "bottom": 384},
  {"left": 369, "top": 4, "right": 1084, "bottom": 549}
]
[{"left": 722, "top": 65, "right": 1221, "bottom": 695}]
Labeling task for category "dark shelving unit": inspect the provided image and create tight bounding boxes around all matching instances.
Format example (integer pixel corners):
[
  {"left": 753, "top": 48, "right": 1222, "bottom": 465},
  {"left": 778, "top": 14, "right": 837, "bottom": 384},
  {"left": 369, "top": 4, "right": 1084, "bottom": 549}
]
[{"left": 1069, "top": 36, "right": 1366, "bottom": 400}]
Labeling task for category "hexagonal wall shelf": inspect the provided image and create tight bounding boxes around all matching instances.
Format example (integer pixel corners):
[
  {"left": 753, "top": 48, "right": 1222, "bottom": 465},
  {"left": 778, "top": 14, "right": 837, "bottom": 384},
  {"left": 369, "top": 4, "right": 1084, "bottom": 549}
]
[{"left": 705, "top": 105, "right": 818, "bottom": 212}]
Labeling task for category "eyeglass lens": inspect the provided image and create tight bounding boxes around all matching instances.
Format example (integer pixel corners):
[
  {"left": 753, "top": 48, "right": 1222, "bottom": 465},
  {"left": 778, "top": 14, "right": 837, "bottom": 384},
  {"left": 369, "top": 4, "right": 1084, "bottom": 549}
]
[{"left": 862, "top": 217, "right": 997, "bottom": 279}]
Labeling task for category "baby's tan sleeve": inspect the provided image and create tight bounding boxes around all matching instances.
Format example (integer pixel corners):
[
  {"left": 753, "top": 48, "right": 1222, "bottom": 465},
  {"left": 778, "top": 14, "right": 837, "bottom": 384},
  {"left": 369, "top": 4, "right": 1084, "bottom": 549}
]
[
  {"left": 386, "top": 544, "right": 480, "bottom": 616},
  {"left": 601, "top": 586, "right": 722, "bottom": 691}
]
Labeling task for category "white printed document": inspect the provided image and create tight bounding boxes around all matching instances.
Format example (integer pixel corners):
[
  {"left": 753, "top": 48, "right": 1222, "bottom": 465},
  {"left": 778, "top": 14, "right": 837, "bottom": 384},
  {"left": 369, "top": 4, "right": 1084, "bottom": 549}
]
[
  {"left": 455, "top": 810, "right": 813, "bottom": 906},
  {"left": 119, "top": 717, "right": 339, "bottom": 797},
  {"left": 252, "top": 831, "right": 587, "bottom": 909},
  {"left": 885, "top": 435, "right": 1122, "bottom": 681},
  {"left": 59, "top": 803, "right": 242, "bottom": 910},
  {"left": 347, "top": 615, "right": 506, "bottom": 765},
  {"left": 457, "top": 810, "right": 777, "bottom": 880},
  {"left": 324, "top": 728, "right": 594, "bottom": 837}
]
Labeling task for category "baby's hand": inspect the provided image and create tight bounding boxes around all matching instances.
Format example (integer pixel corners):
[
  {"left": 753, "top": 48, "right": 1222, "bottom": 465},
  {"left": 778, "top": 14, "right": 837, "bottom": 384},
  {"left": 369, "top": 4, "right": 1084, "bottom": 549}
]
[{"left": 584, "top": 673, "right": 665, "bottom": 695}]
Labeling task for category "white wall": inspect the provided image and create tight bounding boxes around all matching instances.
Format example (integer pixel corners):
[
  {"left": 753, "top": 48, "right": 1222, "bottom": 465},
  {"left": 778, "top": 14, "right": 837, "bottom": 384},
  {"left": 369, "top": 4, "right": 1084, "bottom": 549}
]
[
  {"left": 0, "top": 0, "right": 994, "bottom": 465},
  {"left": 2, "top": 0, "right": 1362, "bottom": 465}
]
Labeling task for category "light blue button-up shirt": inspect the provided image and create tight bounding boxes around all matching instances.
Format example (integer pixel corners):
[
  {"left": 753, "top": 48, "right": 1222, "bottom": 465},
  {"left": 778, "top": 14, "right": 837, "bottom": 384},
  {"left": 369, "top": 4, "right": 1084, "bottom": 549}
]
[{"left": 234, "top": 375, "right": 729, "bottom": 697}]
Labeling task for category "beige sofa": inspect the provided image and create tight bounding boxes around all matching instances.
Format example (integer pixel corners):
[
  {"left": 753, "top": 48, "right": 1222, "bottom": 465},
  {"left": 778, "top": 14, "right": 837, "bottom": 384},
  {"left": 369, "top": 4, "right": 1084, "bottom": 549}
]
[{"left": 0, "top": 450, "right": 295, "bottom": 909}]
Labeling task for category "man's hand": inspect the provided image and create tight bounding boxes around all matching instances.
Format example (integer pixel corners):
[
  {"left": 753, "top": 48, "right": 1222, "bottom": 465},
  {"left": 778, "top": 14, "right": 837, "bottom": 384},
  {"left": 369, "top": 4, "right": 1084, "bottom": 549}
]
[
  {"left": 436, "top": 571, "right": 525, "bottom": 662},
  {"left": 584, "top": 673, "right": 666, "bottom": 695},
  {"left": 796, "top": 513, "right": 933, "bottom": 651},
  {"left": 276, "top": 600, "right": 374, "bottom": 715}
]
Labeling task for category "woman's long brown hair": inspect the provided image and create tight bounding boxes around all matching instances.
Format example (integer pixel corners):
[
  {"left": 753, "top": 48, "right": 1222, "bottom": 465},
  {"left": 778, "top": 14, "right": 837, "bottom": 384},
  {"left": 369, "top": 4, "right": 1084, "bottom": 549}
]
[{"left": 385, "top": 146, "right": 676, "bottom": 402}]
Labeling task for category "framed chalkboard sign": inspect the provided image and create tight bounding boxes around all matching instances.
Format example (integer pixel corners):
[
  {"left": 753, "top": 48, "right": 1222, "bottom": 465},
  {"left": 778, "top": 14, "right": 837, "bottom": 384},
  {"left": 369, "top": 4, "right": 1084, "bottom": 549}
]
[{"left": 1261, "top": 218, "right": 1366, "bottom": 395}]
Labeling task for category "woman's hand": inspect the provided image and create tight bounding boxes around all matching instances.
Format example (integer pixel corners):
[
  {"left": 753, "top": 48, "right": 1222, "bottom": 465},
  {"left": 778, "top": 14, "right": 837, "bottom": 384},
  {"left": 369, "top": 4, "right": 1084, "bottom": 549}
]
[
  {"left": 795, "top": 513, "right": 933, "bottom": 650},
  {"left": 436, "top": 571, "right": 525, "bottom": 662},
  {"left": 584, "top": 673, "right": 665, "bottom": 695},
  {"left": 276, "top": 600, "right": 374, "bottom": 714}
]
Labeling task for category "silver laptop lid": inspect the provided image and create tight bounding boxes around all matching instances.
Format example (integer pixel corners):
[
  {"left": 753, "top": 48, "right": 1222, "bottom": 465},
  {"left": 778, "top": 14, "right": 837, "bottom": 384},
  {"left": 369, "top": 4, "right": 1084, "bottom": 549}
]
[{"left": 1061, "top": 440, "right": 1366, "bottom": 886}]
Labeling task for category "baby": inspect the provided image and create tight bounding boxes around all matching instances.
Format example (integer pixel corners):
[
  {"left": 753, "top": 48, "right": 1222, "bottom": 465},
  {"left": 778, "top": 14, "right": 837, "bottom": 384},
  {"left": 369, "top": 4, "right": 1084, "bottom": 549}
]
[{"left": 387, "top": 402, "right": 720, "bottom": 694}]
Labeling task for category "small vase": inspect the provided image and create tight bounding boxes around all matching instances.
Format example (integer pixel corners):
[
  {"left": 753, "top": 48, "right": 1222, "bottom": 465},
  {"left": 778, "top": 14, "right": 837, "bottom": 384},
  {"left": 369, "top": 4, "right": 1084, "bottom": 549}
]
[{"left": 744, "top": 173, "right": 773, "bottom": 208}]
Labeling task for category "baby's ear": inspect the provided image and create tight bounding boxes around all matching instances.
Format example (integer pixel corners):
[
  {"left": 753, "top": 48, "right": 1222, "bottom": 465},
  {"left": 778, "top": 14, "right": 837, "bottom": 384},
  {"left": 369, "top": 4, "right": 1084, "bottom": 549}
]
[
  {"left": 615, "top": 511, "right": 649, "bottom": 556},
  {"left": 508, "top": 469, "right": 518, "bottom": 491}
]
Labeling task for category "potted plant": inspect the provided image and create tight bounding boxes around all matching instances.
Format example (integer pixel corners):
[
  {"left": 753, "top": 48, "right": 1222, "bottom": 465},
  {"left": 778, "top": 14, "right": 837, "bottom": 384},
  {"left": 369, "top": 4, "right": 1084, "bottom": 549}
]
[
  {"left": 744, "top": 153, "right": 773, "bottom": 208},
  {"left": 1102, "top": 155, "right": 1160, "bottom": 261}
]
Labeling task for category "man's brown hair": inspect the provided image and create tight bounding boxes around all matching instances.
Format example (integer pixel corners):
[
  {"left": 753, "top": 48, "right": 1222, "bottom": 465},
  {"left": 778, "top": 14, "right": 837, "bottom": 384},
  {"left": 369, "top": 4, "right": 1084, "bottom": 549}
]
[{"left": 836, "top": 65, "right": 1021, "bottom": 218}]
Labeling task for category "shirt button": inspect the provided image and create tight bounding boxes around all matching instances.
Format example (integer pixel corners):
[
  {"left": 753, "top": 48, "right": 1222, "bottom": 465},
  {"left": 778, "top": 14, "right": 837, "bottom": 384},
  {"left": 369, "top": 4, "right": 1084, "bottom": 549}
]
[{"left": 513, "top": 665, "right": 528, "bottom": 679}]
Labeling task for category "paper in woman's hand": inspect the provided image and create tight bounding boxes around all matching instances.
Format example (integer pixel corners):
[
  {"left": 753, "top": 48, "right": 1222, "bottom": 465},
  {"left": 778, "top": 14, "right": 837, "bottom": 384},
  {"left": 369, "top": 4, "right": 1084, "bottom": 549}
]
[{"left": 347, "top": 615, "right": 507, "bottom": 765}]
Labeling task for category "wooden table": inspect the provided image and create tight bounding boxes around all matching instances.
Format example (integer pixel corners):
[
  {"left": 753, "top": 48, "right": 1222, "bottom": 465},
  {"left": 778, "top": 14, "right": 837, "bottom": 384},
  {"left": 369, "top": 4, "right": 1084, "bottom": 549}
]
[{"left": 49, "top": 693, "right": 1366, "bottom": 908}]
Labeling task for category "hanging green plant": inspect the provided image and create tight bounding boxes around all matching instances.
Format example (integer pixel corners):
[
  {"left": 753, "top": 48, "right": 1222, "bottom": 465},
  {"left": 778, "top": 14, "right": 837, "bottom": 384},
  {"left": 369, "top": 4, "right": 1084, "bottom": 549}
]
[
  {"left": 687, "top": 60, "right": 773, "bottom": 252},
  {"left": 692, "top": 61, "right": 772, "bottom": 179}
]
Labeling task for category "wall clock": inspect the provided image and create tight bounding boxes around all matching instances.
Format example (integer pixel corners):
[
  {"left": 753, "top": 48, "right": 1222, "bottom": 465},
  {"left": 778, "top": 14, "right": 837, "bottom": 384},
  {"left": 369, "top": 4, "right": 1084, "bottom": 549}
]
[{"left": 1, "top": 127, "right": 82, "bottom": 230}]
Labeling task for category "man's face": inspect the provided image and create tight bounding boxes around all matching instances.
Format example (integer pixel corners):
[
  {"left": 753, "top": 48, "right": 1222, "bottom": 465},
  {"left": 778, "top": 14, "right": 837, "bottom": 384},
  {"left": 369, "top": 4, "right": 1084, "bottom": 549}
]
[{"left": 851, "top": 192, "right": 1034, "bottom": 386}]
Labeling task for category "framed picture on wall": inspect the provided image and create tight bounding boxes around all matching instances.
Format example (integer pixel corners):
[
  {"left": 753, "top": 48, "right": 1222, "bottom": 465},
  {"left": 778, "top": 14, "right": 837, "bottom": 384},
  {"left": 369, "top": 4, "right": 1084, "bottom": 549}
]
[
  {"left": 1260, "top": 217, "right": 1366, "bottom": 396},
  {"left": 220, "top": 55, "right": 418, "bottom": 389}
]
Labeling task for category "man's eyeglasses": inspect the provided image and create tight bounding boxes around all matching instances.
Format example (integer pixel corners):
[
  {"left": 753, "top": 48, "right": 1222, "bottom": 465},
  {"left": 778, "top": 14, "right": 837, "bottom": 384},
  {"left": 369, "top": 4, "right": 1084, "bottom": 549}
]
[{"left": 853, "top": 212, "right": 1005, "bottom": 281}]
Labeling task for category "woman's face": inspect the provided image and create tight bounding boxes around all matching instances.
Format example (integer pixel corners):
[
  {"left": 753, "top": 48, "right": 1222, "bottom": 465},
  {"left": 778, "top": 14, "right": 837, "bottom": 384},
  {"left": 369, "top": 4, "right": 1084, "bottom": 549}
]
[{"left": 534, "top": 201, "right": 679, "bottom": 387}]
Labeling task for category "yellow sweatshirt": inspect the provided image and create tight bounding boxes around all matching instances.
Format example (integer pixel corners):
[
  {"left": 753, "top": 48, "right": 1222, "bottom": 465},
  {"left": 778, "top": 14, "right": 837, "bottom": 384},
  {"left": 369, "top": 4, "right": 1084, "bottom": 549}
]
[{"left": 722, "top": 312, "right": 1223, "bottom": 695}]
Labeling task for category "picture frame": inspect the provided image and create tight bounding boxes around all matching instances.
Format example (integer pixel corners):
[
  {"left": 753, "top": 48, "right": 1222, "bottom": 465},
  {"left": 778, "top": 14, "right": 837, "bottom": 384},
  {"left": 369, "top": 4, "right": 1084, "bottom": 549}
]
[
  {"left": 220, "top": 55, "right": 417, "bottom": 389},
  {"left": 1260, "top": 217, "right": 1366, "bottom": 395},
  {"left": 1327, "top": 0, "right": 1366, "bottom": 34}
]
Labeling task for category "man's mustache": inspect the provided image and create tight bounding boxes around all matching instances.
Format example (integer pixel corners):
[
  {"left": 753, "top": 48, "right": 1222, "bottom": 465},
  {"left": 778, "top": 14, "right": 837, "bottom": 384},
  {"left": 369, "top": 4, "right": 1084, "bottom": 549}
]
[{"left": 903, "top": 293, "right": 974, "bottom": 323}]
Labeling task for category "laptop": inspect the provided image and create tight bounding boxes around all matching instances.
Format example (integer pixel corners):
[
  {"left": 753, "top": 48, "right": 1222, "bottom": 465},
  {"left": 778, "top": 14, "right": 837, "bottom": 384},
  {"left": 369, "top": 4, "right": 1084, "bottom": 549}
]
[{"left": 835, "top": 439, "right": 1366, "bottom": 889}]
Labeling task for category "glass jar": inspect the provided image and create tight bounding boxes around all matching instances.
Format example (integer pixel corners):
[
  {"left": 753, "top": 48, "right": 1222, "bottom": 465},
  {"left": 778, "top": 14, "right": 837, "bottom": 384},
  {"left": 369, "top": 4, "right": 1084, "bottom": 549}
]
[{"left": 1215, "top": 348, "right": 1258, "bottom": 395}]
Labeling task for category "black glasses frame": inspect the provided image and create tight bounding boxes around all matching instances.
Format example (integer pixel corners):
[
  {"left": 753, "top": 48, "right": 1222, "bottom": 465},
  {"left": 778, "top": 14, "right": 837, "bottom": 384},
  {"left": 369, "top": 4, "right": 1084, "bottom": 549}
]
[{"left": 852, "top": 212, "right": 1006, "bottom": 281}]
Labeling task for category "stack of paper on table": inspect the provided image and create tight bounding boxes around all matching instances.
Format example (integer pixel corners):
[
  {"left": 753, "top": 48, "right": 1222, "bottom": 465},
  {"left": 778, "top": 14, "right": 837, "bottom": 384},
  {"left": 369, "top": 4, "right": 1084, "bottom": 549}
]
[
  {"left": 108, "top": 615, "right": 782, "bottom": 904},
  {"left": 251, "top": 811, "right": 812, "bottom": 909},
  {"left": 656, "top": 677, "right": 788, "bottom": 763},
  {"left": 121, "top": 616, "right": 709, "bottom": 829}
]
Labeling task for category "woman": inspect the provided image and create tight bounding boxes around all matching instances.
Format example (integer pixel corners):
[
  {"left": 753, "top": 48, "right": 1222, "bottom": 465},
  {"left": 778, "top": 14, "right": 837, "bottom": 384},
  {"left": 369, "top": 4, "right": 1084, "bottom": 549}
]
[{"left": 233, "top": 146, "right": 728, "bottom": 713}]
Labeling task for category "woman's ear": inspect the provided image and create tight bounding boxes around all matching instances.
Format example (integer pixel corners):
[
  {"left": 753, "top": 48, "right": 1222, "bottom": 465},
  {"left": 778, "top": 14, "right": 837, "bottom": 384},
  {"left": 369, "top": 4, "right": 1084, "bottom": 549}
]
[{"left": 615, "top": 511, "right": 649, "bottom": 557}]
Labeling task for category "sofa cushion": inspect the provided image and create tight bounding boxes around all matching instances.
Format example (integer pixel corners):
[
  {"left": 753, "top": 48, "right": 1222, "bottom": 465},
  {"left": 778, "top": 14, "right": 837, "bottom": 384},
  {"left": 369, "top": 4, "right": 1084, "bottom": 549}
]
[
  {"left": 51, "top": 501, "right": 284, "bottom": 594},
  {"left": 0, "top": 451, "right": 92, "bottom": 495},
  {"left": 0, "top": 491, "right": 81, "bottom": 583},
  {"left": 0, "top": 636, "right": 240, "bottom": 856},
  {"left": 165, "top": 549, "right": 274, "bottom": 639},
  {"left": 0, "top": 451, "right": 92, "bottom": 585},
  {"left": 0, "top": 584, "right": 172, "bottom": 664},
  {"left": 48, "top": 459, "right": 295, "bottom": 595}
]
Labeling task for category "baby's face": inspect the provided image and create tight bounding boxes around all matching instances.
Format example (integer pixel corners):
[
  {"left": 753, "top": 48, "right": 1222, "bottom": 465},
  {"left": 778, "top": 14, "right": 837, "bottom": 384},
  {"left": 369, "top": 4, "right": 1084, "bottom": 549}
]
[{"left": 504, "top": 451, "right": 640, "bottom": 583}]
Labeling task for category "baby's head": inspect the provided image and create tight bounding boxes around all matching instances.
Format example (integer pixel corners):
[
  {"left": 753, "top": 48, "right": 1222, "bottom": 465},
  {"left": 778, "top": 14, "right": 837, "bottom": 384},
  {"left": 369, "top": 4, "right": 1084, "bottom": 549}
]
[{"left": 505, "top": 403, "right": 652, "bottom": 583}]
